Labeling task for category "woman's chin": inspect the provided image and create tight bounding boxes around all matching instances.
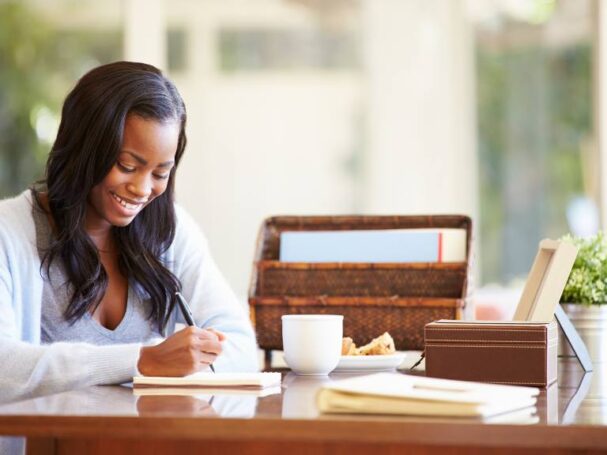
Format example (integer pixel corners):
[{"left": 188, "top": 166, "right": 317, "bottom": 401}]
[{"left": 107, "top": 212, "right": 138, "bottom": 227}]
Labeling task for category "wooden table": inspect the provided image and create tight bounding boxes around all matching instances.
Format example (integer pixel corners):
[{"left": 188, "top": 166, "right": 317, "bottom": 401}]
[{"left": 0, "top": 358, "right": 606, "bottom": 455}]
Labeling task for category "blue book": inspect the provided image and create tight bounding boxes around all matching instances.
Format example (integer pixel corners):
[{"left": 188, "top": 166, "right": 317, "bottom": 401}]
[{"left": 279, "top": 229, "right": 466, "bottom": 263}]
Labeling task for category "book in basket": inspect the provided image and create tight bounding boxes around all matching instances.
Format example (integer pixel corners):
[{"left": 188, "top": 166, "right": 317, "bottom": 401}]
[
  {"left": 316, "top": 373, "right": 539, "bottom": 418},
  {"left": 279, "top": 228, "right": 467, "bottom": 263}
]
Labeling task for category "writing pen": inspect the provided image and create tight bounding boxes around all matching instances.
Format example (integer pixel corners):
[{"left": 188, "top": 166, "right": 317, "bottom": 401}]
[{"left": 175, "top": 291, "right": 216, "bottom": 373}]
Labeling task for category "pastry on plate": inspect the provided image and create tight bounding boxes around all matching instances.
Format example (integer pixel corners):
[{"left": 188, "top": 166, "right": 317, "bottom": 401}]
[
  {"left": 356, "top": 332, "right": 396, "bottom": 356},
  {"left": 341, "top": 337, "right": 357, "bottom": 356},
  {"left": 341, "top": 332, "right": 396, "bottom": 356}
]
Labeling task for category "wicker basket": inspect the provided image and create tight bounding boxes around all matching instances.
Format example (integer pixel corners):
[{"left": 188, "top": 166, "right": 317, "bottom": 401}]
[{"left": 248, "top": 215, "right": 472, "bottom": 352}]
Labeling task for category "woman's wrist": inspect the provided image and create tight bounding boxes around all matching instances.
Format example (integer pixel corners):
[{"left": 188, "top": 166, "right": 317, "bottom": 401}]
[{"left": 137, "top": 345, "right": 155, "bottom": 376}]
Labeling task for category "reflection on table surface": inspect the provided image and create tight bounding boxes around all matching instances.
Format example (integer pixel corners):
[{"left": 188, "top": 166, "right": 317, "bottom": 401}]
[{"left": 0, "top": 358, "right": 604, "bottom": 426}]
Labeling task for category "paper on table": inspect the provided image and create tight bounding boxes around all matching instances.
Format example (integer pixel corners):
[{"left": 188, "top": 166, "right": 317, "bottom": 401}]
[
  {"left": 133, "top": 372, "right": 282, "bottom": 389},
  {"left": 316, "top": 373, "right": 538, "bottom": 418}
]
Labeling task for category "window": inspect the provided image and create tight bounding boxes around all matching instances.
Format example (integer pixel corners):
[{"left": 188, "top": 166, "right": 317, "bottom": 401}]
[
  {"left": 473, "top": 0, "right": 596, "bottom": 286},
  {"left": 0, "top": 0, "right": 122, "bottom": 198},
  {"left": 218, "top": 27, "right": 359, "bottom": 72}
]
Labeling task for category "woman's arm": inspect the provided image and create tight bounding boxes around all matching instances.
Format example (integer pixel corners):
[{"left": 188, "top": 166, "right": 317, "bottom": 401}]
[
  {"left": 170, "top": 205, "right": 259, "bottom": 372},
  {"left": 0, "top": 337, "right": 141, "bottom": 403},
  {"left": 0, "top": 216, "right": 141, "bottom": 401},
  {"left": 0, "top": 278, "right": 140, "bottom": 401},
  {"left": 0, "top": 262, "right": 222, "bottom": 399}
]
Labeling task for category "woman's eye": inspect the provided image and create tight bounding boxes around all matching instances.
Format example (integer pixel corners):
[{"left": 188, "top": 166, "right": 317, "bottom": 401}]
[
  {"left": 153, "top": 173, "right": 170, "bottom": 180},
  {"left": 117, "top": 163, "right": 136, "bottom": 173}
]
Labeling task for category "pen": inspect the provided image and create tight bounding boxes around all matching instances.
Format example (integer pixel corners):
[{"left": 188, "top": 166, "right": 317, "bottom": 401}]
[{"left": 175, "top": 292, "right": 216, "bottom": 373}]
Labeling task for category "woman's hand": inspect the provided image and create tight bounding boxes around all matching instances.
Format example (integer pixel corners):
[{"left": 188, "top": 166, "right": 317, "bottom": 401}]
[{"left": 137, "top": 326, "right": 225, "bottom": 377}]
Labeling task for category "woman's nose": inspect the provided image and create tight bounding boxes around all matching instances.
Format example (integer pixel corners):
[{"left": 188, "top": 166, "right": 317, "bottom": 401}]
[{"left": 126, "top": 174, "right": 153, "bottom": 199}]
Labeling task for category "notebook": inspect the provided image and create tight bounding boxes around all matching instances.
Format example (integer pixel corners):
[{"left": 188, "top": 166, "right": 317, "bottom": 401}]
[
  {"left": 133, "top": 385, "right": 282, "bottom": 397},
  {"left": 279, "top": 229, "right": 466, "bottom": 263},
  {"left": 133, "top": 372, "right": 282, "bottom": 389},
  {"left": 316, "top": 372, "right": 538, "bottom": 418}
]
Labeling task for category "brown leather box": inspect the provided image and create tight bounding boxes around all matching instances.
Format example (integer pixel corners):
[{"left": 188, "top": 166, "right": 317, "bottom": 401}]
[{"left": 424, "top": 320, "right": 558, "bottom": 387}]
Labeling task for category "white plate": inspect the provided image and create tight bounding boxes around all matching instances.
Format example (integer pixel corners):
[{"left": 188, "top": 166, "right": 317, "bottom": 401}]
[{"left": 333, "top": 353, "right": 406, "bottom": 373}]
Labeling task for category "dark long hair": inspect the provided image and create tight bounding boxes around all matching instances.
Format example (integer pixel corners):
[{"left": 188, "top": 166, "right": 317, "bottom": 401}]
[{"left": 35, "top": 61, "right": 187, "bottom": 332}]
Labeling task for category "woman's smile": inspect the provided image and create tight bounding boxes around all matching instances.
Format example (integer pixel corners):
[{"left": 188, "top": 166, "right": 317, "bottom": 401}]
[{"left": 110, "top": 191, "right": 146, "bottom": 213}]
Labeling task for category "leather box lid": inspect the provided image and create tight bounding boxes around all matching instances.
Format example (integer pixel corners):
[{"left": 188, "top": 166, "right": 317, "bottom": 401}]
[{"left": 425, "top": 320, "right": 557, "bottom": 345}]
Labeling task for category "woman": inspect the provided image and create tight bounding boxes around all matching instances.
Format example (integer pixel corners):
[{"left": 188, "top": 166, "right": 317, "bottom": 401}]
[{"left": 0, "top": 61, "right": 259, "bottom": 402}]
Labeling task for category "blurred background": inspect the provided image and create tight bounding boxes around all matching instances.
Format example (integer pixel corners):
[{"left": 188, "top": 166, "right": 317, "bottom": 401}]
[{"left": 0, "top": 0, "right": 600, "bottom": 306}]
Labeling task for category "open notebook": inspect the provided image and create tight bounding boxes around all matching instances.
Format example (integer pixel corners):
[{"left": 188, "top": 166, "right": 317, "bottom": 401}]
[
  {"left": 317, "top": 372, "right": 539, "bottom": 418},
  {"left": 133, "top": 385, "right": 282, "bottom": 398},
  {"left": 133, "top": 372, "right": 282, "bottom": 390}
]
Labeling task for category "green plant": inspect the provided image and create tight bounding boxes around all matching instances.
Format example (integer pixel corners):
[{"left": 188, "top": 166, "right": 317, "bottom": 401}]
[{"left": 560, "top": 232, "right": 607, "bottom": 305}]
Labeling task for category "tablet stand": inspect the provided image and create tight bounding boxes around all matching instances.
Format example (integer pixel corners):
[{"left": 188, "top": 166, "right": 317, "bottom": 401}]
[
  {"left": 560, "top": 369, "right": 593, "bottom": 424},
  {"left": 555, "top": 305, "right": 593, "bottom": 372}
]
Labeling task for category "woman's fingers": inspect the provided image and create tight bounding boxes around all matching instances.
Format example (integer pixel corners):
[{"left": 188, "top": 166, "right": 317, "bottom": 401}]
[
  {"left": 198, "top": 352, "right": 218, "bottom": 365},
  {"left": 193, "top": 337, "right": 223, "bottom": 356},
  {"left": 183, "top": 327, "right": 223, "bottom": 359},
  {"left": 207, "top": 327, "right": 226, "bottom": 342},
  {"left": 138, "top": 326, "right": 226, "bottom": 376}
]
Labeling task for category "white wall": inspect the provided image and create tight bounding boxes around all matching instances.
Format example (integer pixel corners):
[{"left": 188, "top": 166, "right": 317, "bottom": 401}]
[
  {"left": 124, "top": 0, "right": 166, "bottom": 69},
  {"left": 169, "top": 0, "right": 363, "bottom": 299},
  {"left": 362, "top": 0, "right": 477, "bottom": 216},
  {"left": 124, "top": 0, "right": 477, "bottom": 300}
]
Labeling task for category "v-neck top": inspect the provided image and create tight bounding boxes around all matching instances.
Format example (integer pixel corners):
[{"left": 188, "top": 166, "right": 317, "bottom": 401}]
[{"left": 32, "top": 199, "right": 162, "bottom": 345}]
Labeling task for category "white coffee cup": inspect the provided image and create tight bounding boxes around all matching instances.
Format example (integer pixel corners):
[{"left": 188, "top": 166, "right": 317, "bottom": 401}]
[{"left": 281, "top": 314, "right": 343, "bottom": 376}]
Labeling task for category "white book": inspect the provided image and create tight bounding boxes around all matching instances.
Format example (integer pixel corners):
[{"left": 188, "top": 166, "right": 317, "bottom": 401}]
[
  {"left": 133, "top": 385, "right": 282, "bottom": 398},
  {"left": 279, "top": 229, "right": 467, "bottom": 263},
  {"left": 133, "top": 372, "right": 282, "bottom": 389},
  {"left": 316, "top": 373, "right": 539, "bottom": 418}
]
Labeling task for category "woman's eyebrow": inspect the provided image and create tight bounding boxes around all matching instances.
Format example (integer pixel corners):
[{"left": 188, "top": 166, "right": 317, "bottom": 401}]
[{"left": 123, "top": 151, "right": 174, "bottom": 168}]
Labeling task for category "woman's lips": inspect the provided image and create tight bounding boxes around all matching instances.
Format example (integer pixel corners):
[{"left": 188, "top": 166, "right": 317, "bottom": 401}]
[{"left": 110, "top": 192, "right": 145, "bottom": 213}]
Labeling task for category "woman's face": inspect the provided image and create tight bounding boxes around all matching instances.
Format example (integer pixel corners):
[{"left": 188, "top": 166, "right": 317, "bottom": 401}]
[{"left": 87, "top": 114, "right": 179, "bottom": 232}]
